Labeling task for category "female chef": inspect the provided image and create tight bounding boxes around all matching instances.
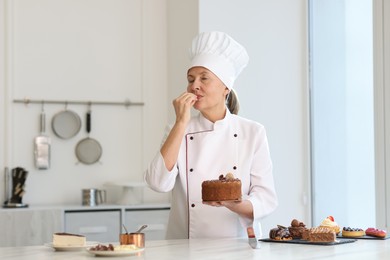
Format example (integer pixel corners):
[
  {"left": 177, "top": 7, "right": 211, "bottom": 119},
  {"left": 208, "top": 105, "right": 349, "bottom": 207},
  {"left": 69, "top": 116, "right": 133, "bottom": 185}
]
[{"left": 145, "top": 31, "right": 278, "bottom": 239}]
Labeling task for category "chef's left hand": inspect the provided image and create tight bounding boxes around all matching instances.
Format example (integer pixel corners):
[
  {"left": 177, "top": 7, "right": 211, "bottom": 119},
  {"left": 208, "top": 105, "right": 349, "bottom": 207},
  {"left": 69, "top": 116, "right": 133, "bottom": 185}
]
[
  {"left": 205, "top": 200, "right": 254, "bottom": 220},
  {"left": 206, "top": 201, "right": 239, "bottom": 208}
]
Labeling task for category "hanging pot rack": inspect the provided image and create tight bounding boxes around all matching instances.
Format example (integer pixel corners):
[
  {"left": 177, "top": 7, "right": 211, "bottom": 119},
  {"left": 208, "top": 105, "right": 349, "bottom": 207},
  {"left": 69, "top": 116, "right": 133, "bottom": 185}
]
[{"left": 13, "top": 98, "right": 144, "bottom": 108}]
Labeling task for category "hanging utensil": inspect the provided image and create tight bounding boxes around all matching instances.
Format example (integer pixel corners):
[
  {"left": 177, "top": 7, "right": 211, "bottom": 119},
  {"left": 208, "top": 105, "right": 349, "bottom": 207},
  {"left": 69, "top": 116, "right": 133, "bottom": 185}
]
[
  {"left": 52, "top": 103, "right": 81, "bottom": 139},
  {"left": 75, "top": 106, "right": 102, "bottom": 165},
  {"left": 34, "top": 102, "right": 51, "bottom": 170}
]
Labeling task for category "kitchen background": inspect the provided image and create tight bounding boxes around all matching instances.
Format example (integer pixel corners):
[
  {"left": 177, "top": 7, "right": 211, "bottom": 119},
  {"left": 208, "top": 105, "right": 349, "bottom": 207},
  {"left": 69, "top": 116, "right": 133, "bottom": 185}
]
[{"left": 0, "top": 0, "right": 389, "bottom": 245}]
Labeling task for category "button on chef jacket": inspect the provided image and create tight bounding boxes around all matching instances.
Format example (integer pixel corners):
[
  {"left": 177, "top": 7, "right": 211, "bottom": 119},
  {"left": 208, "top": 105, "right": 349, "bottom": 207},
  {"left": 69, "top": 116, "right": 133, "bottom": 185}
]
[{"left": 145, "top": 109, "right": 278, "bottom": 239}]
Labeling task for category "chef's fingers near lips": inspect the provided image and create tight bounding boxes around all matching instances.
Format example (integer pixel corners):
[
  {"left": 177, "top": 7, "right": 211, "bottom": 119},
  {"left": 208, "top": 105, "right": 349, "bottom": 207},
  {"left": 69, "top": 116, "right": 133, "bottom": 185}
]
[{"left": 175, "top": 92, "right": 197, "bottom": 106}]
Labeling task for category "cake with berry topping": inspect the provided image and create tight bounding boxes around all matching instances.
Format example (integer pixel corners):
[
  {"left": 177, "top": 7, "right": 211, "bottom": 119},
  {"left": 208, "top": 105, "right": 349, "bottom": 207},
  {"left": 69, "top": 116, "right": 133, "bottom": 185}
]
[
  {"left": 201, "top": 173, "right": 242, "bottom": 202},
  {"left": 342, "top": 227, "right": 365, "bottom": 237}
]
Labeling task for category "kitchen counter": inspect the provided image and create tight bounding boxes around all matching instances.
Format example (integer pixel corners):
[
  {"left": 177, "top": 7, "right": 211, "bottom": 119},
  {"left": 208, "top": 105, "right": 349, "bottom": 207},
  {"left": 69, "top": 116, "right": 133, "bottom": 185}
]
[
  {"left": 0, "top": 203, "right": 171, "bottom": 211},
  {"left": 0, "top": 204, "right": 170, "bottom": 247},
  {"left": 0, "top": 237, "right": 389, "bottom": 259}
]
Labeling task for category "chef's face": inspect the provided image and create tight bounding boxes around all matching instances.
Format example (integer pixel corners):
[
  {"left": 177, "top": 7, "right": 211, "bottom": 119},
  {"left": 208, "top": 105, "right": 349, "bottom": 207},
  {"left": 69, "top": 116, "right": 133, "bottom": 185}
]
[{"left": 187, "top": 67, "right": 229, "bottom": 113}]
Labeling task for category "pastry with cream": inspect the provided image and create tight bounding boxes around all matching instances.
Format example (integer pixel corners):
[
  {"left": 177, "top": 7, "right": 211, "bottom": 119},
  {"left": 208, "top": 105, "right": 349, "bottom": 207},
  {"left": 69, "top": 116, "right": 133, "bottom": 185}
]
[{"left": 319, "top": 216, "right": 340, "bottom": 234}]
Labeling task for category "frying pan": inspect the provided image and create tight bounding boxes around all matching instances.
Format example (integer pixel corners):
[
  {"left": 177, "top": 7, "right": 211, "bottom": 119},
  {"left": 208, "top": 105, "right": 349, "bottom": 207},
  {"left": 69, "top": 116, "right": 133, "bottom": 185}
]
[
  {"left": 52, "top": 107, "right": 81, "bottom": 139},
  {"left": 75, "top": 110, "right": 102, "bottom": 164}
]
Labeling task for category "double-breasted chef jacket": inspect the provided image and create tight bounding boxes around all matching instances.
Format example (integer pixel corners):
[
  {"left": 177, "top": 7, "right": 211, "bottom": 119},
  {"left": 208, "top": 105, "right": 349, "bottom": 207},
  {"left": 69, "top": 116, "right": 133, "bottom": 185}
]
[{"left": 145, "top": 109, "right": 278, "bottom": 239}]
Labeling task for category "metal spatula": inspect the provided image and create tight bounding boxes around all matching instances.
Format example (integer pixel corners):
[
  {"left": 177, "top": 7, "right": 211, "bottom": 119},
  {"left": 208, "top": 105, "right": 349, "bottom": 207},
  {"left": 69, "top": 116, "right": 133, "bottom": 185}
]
[{"left": 247, "top": 227, "right": 260, "bottom": 249}]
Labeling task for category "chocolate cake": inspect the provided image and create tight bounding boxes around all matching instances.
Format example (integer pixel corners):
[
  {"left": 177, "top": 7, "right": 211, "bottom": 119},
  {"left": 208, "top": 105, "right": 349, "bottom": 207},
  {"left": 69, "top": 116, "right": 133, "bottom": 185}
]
[
  {"left": 202, "top": 173, "right": 242, "bottom": 202},
  {"left": 288, "top": 219, "right": 308, "bottom": 239}
]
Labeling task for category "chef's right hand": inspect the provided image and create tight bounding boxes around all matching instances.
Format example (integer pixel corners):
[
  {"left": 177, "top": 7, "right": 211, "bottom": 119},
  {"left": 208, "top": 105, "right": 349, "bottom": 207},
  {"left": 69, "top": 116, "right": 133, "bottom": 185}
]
[{"left": 172, "top": 92, "right": 197, "bottom": 125}]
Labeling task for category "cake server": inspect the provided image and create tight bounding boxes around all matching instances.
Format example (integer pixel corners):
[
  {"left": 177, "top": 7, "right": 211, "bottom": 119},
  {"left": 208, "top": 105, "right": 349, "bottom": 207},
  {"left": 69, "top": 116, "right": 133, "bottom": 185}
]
[{"left": 247, "top": 227, "right": 260, "bottom": 249}]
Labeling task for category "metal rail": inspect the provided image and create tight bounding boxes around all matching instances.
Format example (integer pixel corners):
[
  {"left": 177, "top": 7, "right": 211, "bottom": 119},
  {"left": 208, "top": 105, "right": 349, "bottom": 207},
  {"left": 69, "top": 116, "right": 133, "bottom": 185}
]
[{"left": 13, "top": 98, "right": 144, "bottom": 108}]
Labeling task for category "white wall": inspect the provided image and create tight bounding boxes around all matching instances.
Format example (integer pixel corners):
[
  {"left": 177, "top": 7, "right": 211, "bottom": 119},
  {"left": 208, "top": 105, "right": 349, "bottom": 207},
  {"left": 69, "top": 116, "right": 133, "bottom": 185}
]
[
  {"left": 1, "top": 0, "right": 310, "bottom": 236},
  {"left": 0, "top": 0, "right": 169, "bottom": 205}
]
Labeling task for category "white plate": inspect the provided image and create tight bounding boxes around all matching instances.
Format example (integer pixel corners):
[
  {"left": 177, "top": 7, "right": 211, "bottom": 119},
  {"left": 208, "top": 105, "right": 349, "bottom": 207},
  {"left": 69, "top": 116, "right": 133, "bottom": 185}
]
[
  {"left": 44, "top": 241, "right": 98, "bottom": 251},
  {"left": 86, "top": 247, "right": 144, "bottom": 257}
]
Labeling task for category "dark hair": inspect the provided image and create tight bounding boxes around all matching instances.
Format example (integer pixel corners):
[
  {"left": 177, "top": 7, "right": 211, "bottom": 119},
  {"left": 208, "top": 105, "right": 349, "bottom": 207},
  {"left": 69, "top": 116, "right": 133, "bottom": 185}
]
[{"left": 226, "top": 89, "right": 240, "bottom": 115}]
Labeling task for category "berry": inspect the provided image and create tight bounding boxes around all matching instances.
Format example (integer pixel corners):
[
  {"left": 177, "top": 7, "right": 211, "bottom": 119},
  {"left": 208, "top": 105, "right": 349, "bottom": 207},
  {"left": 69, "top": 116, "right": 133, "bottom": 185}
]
[{"left": 327, "top": 216, "right": 335, "bottom": 222}]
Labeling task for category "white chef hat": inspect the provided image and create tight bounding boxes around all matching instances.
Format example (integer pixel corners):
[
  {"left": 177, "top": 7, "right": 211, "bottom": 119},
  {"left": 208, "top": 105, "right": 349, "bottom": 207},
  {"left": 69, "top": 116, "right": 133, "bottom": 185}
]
[{"left": 188, "top": 31, "right": 249, "bottom": 90}]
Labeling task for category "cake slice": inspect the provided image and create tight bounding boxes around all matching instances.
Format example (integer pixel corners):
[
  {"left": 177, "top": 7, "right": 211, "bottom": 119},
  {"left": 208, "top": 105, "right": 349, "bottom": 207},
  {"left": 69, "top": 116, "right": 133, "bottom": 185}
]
[
  {"left": 53, "top": 232, "right": 86, "bottom": 247},
  {"left": 308, "top": 227, "right": 336, "bottom": 242}
]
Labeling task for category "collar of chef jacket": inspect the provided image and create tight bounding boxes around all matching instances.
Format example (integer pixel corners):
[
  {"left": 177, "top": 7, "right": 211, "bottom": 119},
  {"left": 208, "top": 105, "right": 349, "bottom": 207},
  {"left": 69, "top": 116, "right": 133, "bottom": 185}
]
[{"left": 196, "top": 108, "right": 232, "bottom": 132}]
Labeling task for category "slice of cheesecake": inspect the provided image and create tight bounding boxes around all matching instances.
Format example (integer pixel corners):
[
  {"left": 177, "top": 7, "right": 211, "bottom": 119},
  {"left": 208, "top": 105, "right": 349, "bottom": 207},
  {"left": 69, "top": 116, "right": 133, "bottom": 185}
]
[{"left": 53, "top": 232, "right": 86, "bottom": 247}]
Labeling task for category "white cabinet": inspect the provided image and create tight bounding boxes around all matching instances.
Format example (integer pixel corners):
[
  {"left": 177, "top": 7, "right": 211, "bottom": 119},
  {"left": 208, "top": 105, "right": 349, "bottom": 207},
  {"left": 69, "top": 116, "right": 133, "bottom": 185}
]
[
  {"left": 0, "top": 208, "right": 63, "bottom": 246},
  {"left": 125, "top": 209, "right": 169, "bottom": 240},
  {"left": 65, "top": 210, "right": 121, "bottom": 243},
  {"left": 0, "top": 204, "right": 170, "bottom": 246}
]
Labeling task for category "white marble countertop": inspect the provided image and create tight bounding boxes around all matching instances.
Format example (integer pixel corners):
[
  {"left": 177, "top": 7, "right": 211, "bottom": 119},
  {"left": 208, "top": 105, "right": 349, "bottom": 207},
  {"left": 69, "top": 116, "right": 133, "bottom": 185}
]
[
  {"left": 0, "top": 203, "right": 170, "bottom": 212},
  {"left": 1, "top": 237, "right": 390, "bottom": 260}
]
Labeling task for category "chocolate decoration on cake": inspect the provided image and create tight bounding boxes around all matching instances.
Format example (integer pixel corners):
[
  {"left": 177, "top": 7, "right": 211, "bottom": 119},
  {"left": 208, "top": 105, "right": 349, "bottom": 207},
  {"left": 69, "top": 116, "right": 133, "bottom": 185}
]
[
  {"left": 269, "top": 225, "right": 293, "bottom": 240},
  {"left": 288, "top": 219, "right": 308, "bottom": 239}
]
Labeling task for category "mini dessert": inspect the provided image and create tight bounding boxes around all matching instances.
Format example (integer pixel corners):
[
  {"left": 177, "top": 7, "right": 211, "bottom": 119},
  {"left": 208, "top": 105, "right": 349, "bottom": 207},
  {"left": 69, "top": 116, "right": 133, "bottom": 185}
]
[
  {"left": 89, "top": 244, "right": 114, "bottom": 251},
  {"left": 202, "top": 173, "right": 242, "bottom": 201},
  {"left": 269, "top": 225, "right": 293, "bottom": 241},
  {"left": 116, "top": 244, "right": 139, "bottom": 251},
  {"left": 89, "top": 244, "right": 139, "bottom": 251},
  {"left": 342, "top": 227, "right": 365, "bottom": 237},
  {"left": 52, "top": 232, "right": 86, "bottom": 247},
  {"left": 307, "top": 227, "right": 336, "bottom": 242},
  {"left": 319, "top": 216, "right": 340, "bottom": 234},
  {"left": 365, "top": 228, "right": 387, "bottom": 238},
  {"left": 288, "top": 219, "right": 308, "bottom": 239}
]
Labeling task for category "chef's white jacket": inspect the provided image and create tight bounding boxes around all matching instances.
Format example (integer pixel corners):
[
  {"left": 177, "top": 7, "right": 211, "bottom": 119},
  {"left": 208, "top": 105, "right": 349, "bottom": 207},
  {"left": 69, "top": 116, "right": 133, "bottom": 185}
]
[{"left": 145, "top": 110, "right": 278, "bottom": 239}]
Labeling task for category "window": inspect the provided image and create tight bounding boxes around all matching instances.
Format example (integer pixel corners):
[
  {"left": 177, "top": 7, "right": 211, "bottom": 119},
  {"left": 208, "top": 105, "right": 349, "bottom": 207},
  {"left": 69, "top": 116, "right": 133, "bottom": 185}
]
[{"left": 309, "top": 0, "right": 375, "bottom": 227}]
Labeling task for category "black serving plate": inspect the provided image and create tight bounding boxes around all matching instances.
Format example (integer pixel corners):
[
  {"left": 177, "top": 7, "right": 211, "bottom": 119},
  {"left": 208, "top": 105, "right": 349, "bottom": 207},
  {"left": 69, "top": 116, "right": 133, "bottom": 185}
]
[
  {"left": 259, "top": 238, "right": 357, "bottom": 246},
  {"left": 337, "top": 235, "right": 390, "bottom": 240}
]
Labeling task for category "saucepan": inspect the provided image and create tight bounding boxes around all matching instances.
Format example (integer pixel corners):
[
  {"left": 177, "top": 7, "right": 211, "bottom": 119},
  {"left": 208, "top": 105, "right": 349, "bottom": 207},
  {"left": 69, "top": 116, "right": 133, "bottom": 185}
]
[
  {"left": 120, "top": 225, "right": 147, "bottom": 248},
  {"left": 75, "top": 108, "right": 102, "bottom": 164}
]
